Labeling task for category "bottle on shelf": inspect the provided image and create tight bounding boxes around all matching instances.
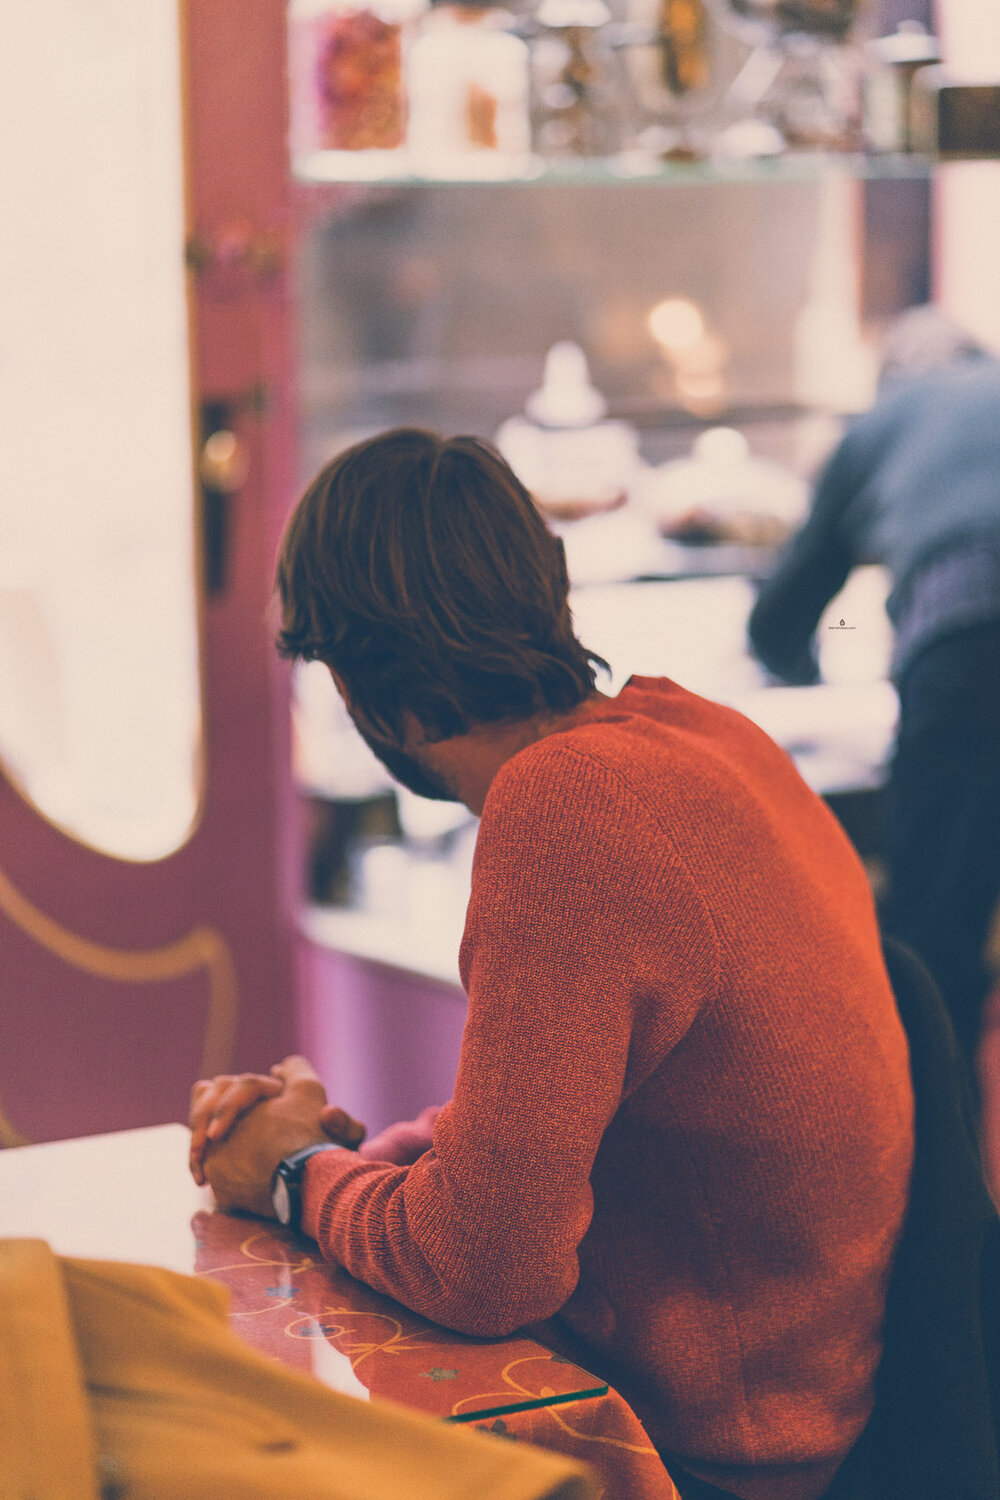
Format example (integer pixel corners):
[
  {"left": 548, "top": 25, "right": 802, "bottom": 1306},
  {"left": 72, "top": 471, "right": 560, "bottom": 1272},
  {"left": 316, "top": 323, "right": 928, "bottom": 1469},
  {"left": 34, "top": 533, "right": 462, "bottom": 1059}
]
[
  {"left": 528, "top": 0, "right": 624, "bottom": 159},
  {"left": 658, "top": 0, "right": 710, "bottom": 95},
  {"left": 715, "top": 0, "right": 865, "bottom": 154},
  {"left": 621, "top": 0, "right": 715, "bottom": 160},
  {"left": 406, "top": 0, "right": 532, "bottom": 178},
  {"left": 863, "top": 22, "right": 941, "bottom": 154}
]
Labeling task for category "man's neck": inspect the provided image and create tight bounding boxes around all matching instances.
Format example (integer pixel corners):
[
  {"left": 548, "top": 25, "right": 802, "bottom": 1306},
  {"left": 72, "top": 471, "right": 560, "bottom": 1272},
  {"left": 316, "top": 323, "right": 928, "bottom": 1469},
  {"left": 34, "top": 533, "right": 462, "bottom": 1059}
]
[{"left": 416, "top": 692, "right": 611, "bottom": 816}]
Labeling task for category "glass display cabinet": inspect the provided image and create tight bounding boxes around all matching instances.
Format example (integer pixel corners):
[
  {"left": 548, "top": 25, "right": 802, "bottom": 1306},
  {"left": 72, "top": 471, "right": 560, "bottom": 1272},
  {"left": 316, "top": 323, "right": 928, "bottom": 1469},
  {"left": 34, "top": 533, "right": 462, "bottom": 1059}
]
[{"left": 288, "top": 0, "right": 1000, "bottom": 1130}]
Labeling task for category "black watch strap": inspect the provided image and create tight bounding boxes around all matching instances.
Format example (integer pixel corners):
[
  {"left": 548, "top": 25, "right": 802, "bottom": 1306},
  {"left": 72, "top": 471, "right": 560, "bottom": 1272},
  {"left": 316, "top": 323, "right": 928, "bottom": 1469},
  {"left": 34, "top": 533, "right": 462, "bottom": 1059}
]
[{"left": 271, "top": 1143, "right": 345, "bottom": 1231}]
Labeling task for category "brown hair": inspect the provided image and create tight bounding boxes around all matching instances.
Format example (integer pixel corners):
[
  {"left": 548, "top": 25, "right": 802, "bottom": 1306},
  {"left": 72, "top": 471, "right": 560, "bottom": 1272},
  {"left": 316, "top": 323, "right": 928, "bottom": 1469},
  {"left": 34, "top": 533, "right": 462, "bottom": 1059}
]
[{"left": 275, "top": 428, "right": 606, "bottom": 744}]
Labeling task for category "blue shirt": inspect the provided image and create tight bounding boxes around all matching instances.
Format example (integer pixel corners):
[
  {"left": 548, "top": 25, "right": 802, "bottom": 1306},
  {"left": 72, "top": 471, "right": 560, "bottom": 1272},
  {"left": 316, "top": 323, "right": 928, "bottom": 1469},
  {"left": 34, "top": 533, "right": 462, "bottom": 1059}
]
[{"left": 749, "top": 358, "right": 1000, "bottom": 682}]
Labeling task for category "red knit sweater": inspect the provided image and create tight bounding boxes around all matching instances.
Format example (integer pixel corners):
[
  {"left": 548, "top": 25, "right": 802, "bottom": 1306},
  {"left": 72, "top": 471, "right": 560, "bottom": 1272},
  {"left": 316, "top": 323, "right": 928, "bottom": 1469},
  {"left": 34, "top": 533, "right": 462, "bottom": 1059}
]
[{"left": 302, "top": 676, "right": 914, "bottom": 1500}]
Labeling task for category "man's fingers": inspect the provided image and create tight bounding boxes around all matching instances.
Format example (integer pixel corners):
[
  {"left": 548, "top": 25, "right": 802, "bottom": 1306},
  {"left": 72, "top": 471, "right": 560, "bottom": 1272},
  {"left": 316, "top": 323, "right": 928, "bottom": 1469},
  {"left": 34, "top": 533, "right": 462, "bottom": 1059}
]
[
  {"left": 205, "top": 1075, "right": 282, "bottom": 1141},
  {"left": 269, "top": 1055, "right": 327, "bottom": 1104},
  {"left": 270, "top": 1054, "right": 321, "bottom": 1085},
  {"left": 320, "top": 1104, "right": 366, "bottom": 1148},
  {"left": 190, "top": 1081, "right": 231, "bottom": 1184},
  {"left": 189, "top": 1097, "right": 224, "bottom": 1185},
  {"left": 189, "top": 1078, "right": 232, "bottom": 1158},
  {"left": 190, "top": 1075, "right": 231, "bottom": 1118},
  {"left": 188, "top": 1073, "right": 280, "bottom": 1186}
]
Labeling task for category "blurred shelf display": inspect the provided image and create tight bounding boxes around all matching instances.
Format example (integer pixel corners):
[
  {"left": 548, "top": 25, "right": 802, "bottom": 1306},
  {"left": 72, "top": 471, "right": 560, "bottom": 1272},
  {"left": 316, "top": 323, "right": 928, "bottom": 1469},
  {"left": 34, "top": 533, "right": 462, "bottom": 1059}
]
[
  {"left": 290, "top": 0, "right": 997, "bottom": 186},
  {"left": 293, "top": 145, "right": 940, "bottom": 185}
]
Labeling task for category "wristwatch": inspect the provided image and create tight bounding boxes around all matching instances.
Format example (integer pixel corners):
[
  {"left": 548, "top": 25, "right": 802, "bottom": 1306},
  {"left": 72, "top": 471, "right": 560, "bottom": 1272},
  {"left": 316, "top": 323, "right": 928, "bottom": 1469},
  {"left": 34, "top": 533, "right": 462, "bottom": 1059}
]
[{"left": 271, "top": 1143, "right": 345, "bottom": 1231}]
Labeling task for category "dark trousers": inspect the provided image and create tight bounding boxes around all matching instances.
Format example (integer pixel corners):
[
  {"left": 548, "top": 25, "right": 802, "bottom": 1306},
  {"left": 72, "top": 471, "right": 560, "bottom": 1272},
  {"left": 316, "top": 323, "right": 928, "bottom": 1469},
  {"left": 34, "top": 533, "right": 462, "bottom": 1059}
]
[
  {"left": 671, "top": 1470, "right": 742, "bottom": 1499},
  {"left": 879, "top": 622, "right": 1000, "bottom": 1071}
]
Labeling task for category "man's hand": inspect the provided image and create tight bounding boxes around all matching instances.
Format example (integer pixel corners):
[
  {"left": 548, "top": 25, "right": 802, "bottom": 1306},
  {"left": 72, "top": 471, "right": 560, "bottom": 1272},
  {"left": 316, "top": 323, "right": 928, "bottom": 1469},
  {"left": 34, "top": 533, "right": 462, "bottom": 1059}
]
[
  {"left": 191, "top": 1055, "right": 357, "bottom": 1219},
  {"left": 360, "top": 1105, "right": 443, "bottom": 1165},
  {"left": 189, "top": 1059, "right": 365, "bottom": 1185},
  {"left": 189, "top": 1071, "right": 282, "bottom": 1185}
]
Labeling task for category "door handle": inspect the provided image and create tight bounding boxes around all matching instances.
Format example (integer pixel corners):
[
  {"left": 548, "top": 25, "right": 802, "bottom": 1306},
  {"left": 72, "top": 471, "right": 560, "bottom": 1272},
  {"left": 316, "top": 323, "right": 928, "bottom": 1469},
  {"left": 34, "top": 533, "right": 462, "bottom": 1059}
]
[{"left": 199, "top": 399, "right": 251, "bottom": 597}]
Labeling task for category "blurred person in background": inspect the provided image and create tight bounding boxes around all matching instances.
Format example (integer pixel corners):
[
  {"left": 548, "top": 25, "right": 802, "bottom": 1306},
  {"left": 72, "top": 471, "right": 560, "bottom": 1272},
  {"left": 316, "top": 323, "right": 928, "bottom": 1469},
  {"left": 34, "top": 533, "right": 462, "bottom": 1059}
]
[
  {"left": 189, "top": 430, "right": 913, "bottom": 1500},
  {"left": 749, "top": 305, "right": 1000, "bottom": 1080}
]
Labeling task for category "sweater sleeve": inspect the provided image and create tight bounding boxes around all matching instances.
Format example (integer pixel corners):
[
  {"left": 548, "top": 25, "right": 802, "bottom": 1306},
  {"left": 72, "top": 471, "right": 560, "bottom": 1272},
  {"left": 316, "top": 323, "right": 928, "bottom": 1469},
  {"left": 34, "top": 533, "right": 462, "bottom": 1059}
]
[
  {"left": 301, "top": 746, "right": 718, "bottom": 1337},
  {"left": 747, "top": 434, "right": 859, "bottom": 685}
]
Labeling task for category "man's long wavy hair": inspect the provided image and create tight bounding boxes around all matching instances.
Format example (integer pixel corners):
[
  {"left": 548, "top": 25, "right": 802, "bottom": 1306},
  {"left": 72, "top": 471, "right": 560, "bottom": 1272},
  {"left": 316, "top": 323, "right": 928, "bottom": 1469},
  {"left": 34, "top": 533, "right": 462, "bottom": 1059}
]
[{"left": 275, "top": 428, "right": 607, "bottom": 745}]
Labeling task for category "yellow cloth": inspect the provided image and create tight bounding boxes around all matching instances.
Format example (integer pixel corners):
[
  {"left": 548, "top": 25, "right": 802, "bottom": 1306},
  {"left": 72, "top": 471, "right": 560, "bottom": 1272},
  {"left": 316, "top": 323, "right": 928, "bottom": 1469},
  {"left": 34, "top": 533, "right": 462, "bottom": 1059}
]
[{"left": 0, "top": 1239, "right": 597, "bottom": 1500}]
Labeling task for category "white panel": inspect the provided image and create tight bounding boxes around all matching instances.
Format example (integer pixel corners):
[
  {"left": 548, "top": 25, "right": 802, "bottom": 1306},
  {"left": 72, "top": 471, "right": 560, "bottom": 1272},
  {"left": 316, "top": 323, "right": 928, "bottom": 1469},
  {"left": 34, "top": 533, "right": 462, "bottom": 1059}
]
[
  {"left": 936, "top": 1, "right": 1000, "bottom": 72},
  {"left": 0, "top": 0, "right": 200, "bottom": 859},
  {"left": 933, "top": 2, "right": 1000, "bottom": 352}
]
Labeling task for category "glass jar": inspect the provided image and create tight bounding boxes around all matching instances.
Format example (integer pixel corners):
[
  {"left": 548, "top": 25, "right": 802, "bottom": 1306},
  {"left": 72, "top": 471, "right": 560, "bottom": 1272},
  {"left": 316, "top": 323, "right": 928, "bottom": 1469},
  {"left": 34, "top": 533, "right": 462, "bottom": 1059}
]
[
  {"left": 407, "top": 2, "right": 532, "bottom": 178},
  {"left": 863, "top": 22, "right": 941, "bottom": 153},
  {"left": 529, "top": 0, "right": 622, "bottom": 159},
  {"left": 289, "top": 0, "right": 426, "bottom": 173},
  {"left": 621, "top": 0, "right": 714, "bottom": 156}
]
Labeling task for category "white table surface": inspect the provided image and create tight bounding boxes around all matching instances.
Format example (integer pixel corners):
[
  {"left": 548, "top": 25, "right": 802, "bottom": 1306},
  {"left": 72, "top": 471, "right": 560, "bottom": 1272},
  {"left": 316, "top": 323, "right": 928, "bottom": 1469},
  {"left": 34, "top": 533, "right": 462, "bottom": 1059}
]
[{"left": 0, "top": 1122, "right": 212, "bottom": 1275}]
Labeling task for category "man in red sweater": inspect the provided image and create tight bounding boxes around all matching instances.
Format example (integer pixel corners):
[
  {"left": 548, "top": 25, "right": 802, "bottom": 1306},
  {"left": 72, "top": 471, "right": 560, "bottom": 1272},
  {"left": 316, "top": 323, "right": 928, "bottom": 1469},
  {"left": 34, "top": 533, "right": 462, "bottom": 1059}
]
[{"left": 189, "top": 430, "right": 913, "bottom": 1500}]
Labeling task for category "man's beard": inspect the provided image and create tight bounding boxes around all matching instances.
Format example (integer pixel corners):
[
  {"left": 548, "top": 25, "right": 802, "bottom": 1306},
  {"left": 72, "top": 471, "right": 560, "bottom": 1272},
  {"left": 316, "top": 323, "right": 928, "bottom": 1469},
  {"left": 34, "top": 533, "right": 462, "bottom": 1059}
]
[{"left": 358, "top": 728, "right": 460, "bottom": 803}]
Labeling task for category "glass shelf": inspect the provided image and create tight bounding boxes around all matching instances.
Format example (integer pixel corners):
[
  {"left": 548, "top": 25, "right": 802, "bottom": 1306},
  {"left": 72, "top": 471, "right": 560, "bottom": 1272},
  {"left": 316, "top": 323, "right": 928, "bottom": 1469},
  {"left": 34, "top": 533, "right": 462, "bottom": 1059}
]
[{"left": 294, "top": 148, "right": 940, "bottom": 189}]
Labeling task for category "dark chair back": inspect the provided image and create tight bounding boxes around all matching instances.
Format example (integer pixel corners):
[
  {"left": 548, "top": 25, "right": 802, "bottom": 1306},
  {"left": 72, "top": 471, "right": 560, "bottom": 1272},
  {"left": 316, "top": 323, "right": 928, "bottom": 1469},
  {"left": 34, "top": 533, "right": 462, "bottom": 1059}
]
[{"left": 829, "top": 937, "right": 1000, "bottom": 1500}]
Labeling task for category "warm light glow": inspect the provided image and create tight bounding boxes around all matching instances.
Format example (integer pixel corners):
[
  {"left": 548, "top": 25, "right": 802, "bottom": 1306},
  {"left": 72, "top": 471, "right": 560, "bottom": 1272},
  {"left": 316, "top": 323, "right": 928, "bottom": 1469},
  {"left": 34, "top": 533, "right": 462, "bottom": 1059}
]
[
  {"left": 648, "top": 298, "right": 705, "bottom": 353},
  {"left": 675, "top": 369, "right": 727, "bottom": 413},
  {"left": 670, "top": 330, "right": 729, "bottom": 414},
  {"left": 673, "top": 332, "right": 728, "bottom": 377}
]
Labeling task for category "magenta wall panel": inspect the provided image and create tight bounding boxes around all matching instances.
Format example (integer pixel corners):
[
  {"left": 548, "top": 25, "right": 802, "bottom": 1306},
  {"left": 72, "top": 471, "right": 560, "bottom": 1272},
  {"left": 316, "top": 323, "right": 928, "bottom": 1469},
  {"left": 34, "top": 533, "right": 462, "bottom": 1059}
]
[
  {"left": 0, "top": 1, "right": 301, "bottom": 1146},
  {"left": 297, "top": 942, "right": 467, "bottom": 1138}
]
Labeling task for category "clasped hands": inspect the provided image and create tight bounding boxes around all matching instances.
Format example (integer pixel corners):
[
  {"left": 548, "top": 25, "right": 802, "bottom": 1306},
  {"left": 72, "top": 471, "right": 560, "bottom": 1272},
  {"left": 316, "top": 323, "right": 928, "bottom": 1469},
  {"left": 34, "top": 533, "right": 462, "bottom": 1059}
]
[
  {"left": 187, "top": 1055, "right": 361, "bottom": 1218},
  {"left": 188, "top": 1055, "right": 441, "bottom": 1220}
]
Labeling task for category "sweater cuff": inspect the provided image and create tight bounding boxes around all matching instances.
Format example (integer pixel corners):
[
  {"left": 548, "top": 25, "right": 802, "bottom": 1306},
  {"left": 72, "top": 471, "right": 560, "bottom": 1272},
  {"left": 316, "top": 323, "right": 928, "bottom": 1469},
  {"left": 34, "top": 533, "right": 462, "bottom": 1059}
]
[{"left": 300, "top": 1145, "right": 366, "bottom": 1245}]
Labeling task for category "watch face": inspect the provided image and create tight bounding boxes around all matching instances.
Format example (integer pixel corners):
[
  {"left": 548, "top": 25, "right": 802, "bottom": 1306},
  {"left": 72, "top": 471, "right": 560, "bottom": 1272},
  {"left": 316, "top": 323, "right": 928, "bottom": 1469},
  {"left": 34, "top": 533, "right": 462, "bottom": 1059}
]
[{"left": 272, "top": 1173, "right": 292, "bottom": 1226}]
